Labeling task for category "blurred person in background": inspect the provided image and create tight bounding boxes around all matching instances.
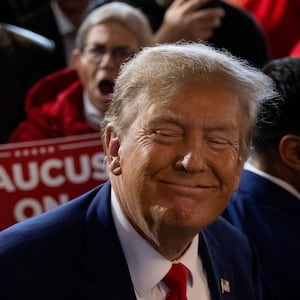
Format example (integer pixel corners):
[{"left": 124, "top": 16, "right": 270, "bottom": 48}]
[
  {"left": 21, "top": 0, "right": 91, "bottom": 70},
  {"left": 0, "top": 0, "right": 49, "bottom": 25},
  {"left": 223, "top": 57, "right": 300, "bottom": 299},
  {"left": 87, "top": 0, "right": 270, "bottom": 67},
  {"left": 0, "top": 0, "right": 57, "bottom": 143},
  {"left": 0, "top": 23, "right": 55, "bottom": 143},
  {"left": 290, "top": 41, "right": 300, "bottom": 57},
  {"left": 9, "top": 2, "right": 153, "bottom": 143},
  {"left": 239, "top": 0, "right": 300, "bottom": 59}
]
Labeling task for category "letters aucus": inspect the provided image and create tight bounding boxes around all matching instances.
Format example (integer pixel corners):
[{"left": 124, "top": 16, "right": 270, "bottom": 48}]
[
  {"left": 0, "top": 133, "right": 108, "bottom": 230},
  {"left": 0, "top": 153, "right": 107, "bottom": 192}
]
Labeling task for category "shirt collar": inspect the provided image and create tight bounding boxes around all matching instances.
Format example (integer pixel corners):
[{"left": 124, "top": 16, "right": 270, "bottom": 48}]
[
  {"left": 83, "top": 91, "right": 104, "bottom": 130},
  {"left": 111, "top": 187, "right": 199, "bottom": 297}
]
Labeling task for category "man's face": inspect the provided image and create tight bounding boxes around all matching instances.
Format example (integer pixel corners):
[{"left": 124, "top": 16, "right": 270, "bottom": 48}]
[
  {"left": 74, "top": 21, "right": 139, "bottom": 114},
  {"left": 108, "top": 82, "right": 245, "bottom": 245}
]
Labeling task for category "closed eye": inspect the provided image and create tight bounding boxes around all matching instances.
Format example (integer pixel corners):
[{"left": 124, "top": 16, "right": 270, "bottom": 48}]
[
  {"left": 152, "top": 128, "right": 183, "bottom": 144},
  {"left": 155, "top": 129, "right": 182, "bottom": 137},
  {"left": 207, "top": 138, "right": 236, "bottom": 150}
]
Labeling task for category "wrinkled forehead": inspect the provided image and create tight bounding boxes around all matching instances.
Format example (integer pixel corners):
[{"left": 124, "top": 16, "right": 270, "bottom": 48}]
[{"left": 130, "top": 79, "right": 241, "bottom": 115}]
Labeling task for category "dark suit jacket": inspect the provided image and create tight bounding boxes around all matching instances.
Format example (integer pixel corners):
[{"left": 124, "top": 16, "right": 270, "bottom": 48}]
[
  {"left": 20, "top": 2, "right": 67, "bottom": 71},
  {"left": 0, "top": 181, "right": 262, "bottom": 299},
  {"left": 0, "top": 23, "right": 56, "bottom": 143},
  {"left": 223, "top": 170, "right": 300, "bottom": 300}
]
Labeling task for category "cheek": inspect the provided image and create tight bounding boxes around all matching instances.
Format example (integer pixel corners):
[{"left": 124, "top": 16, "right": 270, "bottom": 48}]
[
  {"left": 223, "top": 163, "right": 243, "bottom": 196},
  {"left": 232, "top": 159, "right": 243, "bottom": 191},
  {"left": 119, "top": 144, "right": 167, "bottom": 203},
  {"left": 119, "top": 143, "right": 148, "bottom": 186},
  {"left": 78, "top": 65, "right": 95, "bottom": 86},
  {"left": 212, "top": 150, "right": 242, "bottom": 187},
  {"left": 120, "top": 140, "right": 161, "bottom": 170}
]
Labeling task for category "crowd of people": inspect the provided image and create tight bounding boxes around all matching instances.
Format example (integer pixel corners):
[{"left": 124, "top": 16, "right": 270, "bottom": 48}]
[
  {"left": 9, "top": 1, "right": 153, "bottom": 142},
  {"left": 0, "top": 1, "right": 299, "bottom": 299},
  {"left": 3, "top": 0, "right": 299, "bottom": 143},
  {"left": 223, "top": 56, "right": 300, "bottom": 299}
]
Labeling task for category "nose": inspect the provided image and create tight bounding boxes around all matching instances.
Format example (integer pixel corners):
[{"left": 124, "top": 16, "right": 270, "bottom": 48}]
[
  {"left": 99, "top": 52, "right": 116, "bottom": 68},
  {"left": 175, "top": 143, "right": 207, "bottom": 173}
]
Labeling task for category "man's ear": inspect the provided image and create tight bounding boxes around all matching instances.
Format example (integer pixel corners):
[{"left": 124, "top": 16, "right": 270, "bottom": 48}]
[
  {"left": 279, "top": 135, "right": 300, "bottom": 171},
  {"left": 104, "top": 127, "right": 122, "bottom": 175}
]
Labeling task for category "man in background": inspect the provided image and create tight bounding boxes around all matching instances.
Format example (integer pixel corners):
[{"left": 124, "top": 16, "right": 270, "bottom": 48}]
[
  {"left": 9, "top": 2, "right": 153, "bottom": 142},
  {"left": 87, "top": 0, "right": 270, "bottom": 67},
  {"left": 224, "top": 57, "right": 300, "bottom": 299}
]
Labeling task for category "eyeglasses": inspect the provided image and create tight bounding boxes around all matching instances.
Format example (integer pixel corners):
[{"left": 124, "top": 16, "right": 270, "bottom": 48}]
[{"left": 83, "top": 44, "right": 134, "bottom": 65}]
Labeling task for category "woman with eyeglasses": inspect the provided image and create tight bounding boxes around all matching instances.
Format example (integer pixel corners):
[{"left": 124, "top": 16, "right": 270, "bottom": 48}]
[{"left": 9, "top": 2, "right": 153, "bottom": 143}]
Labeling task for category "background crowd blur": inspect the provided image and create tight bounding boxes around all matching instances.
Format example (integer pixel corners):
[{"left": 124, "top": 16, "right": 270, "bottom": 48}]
[
  {"left": 1, "top": 0, "right": 299, "bottom": 144},
  {"left": 0, "top": 0, "right": 91, "bottom": 143}
]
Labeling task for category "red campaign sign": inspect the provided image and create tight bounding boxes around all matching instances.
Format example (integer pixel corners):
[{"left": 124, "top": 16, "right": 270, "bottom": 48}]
[{"left": 0, "top": 133, "right": 108, "bottom": 231}]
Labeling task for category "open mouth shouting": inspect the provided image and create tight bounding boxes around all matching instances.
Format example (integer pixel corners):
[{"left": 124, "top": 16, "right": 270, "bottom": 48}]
[{"left": 99, "top": 79, "right": 114, "bottom": 95}]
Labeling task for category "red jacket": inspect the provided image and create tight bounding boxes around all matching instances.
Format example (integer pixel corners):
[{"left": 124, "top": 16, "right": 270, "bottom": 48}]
[
  {"left": 9, "top": 68, "right": 97, "bottom": 143},
  {"left": 243, "top": 0, "right": 300, "bottom": 59},
  {"left": 290, "top": 40, "right": 300, "bottom": 57}
]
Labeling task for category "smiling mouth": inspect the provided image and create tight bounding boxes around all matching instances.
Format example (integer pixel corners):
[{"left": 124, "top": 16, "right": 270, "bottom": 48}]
[
  {"left": 99, "top": 80, "right": 114, "bottom": 95},
  {"left": 161, "top": 180, "right": 211, "bottom": 189}
]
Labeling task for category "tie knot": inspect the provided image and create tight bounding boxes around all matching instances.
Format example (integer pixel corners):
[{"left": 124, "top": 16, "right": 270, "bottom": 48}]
[{"left": 163, "top": 263, "right": 189, "bottom": 299}]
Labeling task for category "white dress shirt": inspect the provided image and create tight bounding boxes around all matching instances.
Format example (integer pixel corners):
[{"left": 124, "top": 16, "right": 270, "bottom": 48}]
[
  {"left": 83, "top": 91, "right": 104, "bottom": 130},
  {"left": 111, "top": 188, "right": 211, "bottom": 300}
]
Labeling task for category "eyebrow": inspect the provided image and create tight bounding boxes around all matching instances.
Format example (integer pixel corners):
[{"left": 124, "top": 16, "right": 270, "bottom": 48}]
[
  {"left": 205, "top": 122, "right": 239, "bottom": 131},
  {"left": 148, "top": 115, "right": 180, "bottom": 127},
  {"left": 150, "top": 113, "right": 238, "bottom": 131}
]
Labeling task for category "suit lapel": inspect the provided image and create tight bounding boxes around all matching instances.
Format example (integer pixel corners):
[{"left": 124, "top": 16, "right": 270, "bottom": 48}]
[
  {"left": 78, "top": 182, "right": 137, "bottom": 299},
  {"left": 200, "top": 226, "right": 233, "bottom": 300}
]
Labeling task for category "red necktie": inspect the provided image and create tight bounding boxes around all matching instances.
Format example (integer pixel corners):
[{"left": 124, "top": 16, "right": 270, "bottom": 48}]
[{"left": 163, "top": 263, "right": 189, "bottom": 300}]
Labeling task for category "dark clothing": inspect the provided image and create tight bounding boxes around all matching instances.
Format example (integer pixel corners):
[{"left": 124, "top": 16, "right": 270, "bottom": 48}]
[
  {"left": 223, "top": 170, "right": 300, "bottom": 300},
  {"left": 9, "top": 68, "right": 96, "bottom": 143},
  {"left": 88, "top": 0, "right": 270, "bottom": 67},
  {"left": 0, "top": 181, "right": 263, "bottom": 299},
  {"left": 21, "top": 2, "right": 67, "bottom": 71},
  {"left": 0, "top": 0, "right": 49, "bottom": 25},
  {"left": 0, "top": 23, "right": 55, "bottom": 143}
]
